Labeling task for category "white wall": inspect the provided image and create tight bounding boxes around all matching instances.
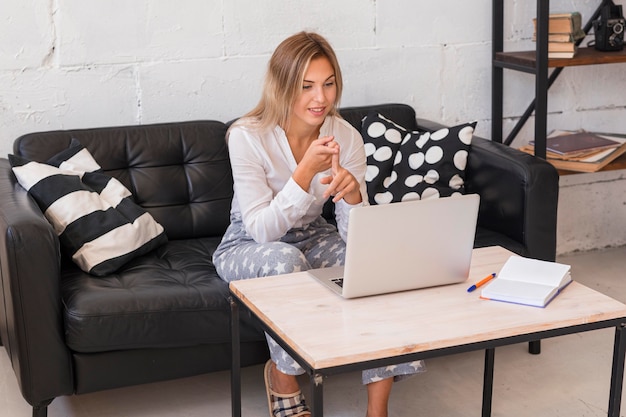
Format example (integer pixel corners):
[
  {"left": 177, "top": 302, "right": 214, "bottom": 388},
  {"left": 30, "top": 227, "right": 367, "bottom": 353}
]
[
  {"left": 1, "top": 0, "right": 625, "bottom": 254},
  {"left": 558, "top": 170, "right": 626, "bottom": 253}
]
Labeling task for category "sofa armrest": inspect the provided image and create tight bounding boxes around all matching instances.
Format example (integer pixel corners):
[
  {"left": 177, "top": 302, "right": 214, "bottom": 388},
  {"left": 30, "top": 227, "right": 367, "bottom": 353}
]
[
  {"left": 466, "top": 137, "right": 559, "bottom": 261},
  {"left": 0, "top": 158, "right": 73, "bottom": 406},
  {"left": 416, "top": 119, "right": 559, "bottom": 262}
]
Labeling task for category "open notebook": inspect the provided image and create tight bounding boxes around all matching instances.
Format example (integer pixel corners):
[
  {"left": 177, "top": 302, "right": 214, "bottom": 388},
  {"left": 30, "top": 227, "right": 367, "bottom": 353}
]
[
  {"left": 480, "top": 256, "right": 572, "bottom": 307},
  {"left": 308, "top": 194, "right": 480, "bottom": 298}
]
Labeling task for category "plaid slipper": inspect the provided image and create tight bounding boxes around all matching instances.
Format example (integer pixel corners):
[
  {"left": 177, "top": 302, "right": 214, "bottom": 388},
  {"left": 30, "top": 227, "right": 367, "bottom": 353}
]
[{"left": 264, "top": 360, "right": 311, "bottom": 417}]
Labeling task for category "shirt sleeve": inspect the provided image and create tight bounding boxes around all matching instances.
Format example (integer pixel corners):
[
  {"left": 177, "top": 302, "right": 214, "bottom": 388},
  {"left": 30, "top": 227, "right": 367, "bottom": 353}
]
[
  {"left": 228, "top": 127, "right": 315, "bottom": 243},
  {"left": 332, "top": 121, "right": 369, "bottom": 242}
]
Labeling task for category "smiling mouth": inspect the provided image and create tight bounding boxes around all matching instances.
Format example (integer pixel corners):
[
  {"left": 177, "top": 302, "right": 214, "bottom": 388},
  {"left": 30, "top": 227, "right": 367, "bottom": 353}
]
[{"left": 309, "top": 107, "right": 326, "bottom": 115}]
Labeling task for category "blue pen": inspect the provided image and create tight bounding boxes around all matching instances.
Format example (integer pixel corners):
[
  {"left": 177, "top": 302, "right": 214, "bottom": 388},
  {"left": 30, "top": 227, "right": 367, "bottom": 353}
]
[{"left": 467, "top": 273, "right": 496, "bottom": 293}]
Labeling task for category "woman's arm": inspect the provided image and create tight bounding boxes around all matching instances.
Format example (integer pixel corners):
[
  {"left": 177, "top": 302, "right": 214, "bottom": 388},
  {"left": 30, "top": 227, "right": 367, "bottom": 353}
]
[
  {"left": 228, "top": 128, "right": 315, "bottom": 243},
  {"left": 330, "top": 126, "right": 368, "bottom": 241}
]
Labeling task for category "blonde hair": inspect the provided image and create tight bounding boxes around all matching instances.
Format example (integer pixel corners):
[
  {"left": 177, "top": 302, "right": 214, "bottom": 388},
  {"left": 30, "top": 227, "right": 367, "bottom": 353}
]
[{"left": 235, "top": 31, "right": 343, "bottom": 132}]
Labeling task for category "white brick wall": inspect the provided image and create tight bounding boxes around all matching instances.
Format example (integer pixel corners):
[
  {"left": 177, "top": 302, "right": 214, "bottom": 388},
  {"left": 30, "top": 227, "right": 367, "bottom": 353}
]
[{"left": 1, "top": 0, "right": 625, "bottom": 253}]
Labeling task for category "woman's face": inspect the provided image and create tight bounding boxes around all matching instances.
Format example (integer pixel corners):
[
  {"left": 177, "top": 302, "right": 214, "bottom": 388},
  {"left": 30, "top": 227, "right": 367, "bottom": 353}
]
[{"left": 289, "top": 56, "right": 337, "bottom": 133}]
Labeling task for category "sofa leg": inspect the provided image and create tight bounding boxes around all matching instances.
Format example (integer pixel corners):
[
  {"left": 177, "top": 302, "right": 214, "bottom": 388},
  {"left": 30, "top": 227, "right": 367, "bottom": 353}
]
[
  {"left": 529, "top": 340, "right": 541, "bottom": 355},
  {"left": 33, "top": 401, "right": 51, "bottom": 417}
]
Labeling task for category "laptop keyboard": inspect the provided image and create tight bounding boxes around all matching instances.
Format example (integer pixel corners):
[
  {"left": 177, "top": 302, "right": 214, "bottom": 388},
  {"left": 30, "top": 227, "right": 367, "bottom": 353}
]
[{"left": 331, "top": 278, "right": 344, "bottom": 288}]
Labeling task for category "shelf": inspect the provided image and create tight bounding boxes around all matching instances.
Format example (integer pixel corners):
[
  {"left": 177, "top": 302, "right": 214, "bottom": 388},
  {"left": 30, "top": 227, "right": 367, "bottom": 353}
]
[
  {"left": 492, "top": 0, "right": 626, "bottom": 163},
  {"left": 495, "top": 47, "right": 626, "bottom": 70}
]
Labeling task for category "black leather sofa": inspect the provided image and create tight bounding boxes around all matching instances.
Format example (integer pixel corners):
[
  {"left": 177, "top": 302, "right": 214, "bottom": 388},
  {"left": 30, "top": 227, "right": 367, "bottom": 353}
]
[{"left": 0, "top": 103, "right": 559, "bottom": 416}]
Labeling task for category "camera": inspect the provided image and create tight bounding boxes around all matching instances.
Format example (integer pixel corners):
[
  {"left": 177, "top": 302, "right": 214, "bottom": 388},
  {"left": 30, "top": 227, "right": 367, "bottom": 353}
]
[{"left": 593, "top": 0, "right": 625, "bottom": 51}]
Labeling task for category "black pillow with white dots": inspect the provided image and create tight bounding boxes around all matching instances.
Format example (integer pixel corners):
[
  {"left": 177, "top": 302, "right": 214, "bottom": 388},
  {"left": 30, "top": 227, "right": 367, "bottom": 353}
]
[{"left": 361, "top": 111, "right": 476, "bottom": 204}]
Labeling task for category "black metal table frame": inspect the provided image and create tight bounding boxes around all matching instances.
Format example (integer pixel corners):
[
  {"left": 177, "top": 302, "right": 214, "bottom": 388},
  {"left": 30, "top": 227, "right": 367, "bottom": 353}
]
[{"left": 230, "top": 296, "right": 626, "bottom": 417}]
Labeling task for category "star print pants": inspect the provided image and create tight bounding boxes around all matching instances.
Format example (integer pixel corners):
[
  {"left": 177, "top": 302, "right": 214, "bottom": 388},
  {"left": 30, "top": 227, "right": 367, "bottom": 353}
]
[{"left": 213, "top": 214, "right": 426, "bottom": 384}]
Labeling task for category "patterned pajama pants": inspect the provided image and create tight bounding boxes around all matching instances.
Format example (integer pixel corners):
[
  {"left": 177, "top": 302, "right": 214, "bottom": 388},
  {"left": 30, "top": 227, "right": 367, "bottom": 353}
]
[{"left": 213, "top": 215, "right": 425, "bottom": 384}]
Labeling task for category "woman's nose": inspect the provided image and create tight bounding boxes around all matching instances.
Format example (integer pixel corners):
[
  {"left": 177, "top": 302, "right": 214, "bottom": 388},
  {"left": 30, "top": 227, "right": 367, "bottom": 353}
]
[{"left": 314, "top": 86, "right": 325, "bottom": 102}]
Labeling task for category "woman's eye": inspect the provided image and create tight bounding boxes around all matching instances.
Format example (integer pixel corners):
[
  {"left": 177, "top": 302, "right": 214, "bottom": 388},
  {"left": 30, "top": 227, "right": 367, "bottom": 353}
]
[
  {"left": 325, "top": 82, "right": 335, "bottom": 87},
  {"left": 302, "top": 85, "right": 312, "bottom": 90}
]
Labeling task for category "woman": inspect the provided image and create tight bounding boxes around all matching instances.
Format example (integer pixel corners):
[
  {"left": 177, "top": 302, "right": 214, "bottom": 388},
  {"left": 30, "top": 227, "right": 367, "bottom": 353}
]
[{"left": 213, "top": 31, "right": 424, "bottom": 417}]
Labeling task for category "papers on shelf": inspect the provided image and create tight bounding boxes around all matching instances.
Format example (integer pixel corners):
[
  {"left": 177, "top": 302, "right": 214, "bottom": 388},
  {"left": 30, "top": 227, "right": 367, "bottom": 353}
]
[
  {"left": 519, "top": 130, "right": 626, "bottom": 172},
  {"left": 541, "top": 131, "right": 621, "bottom": 155}
]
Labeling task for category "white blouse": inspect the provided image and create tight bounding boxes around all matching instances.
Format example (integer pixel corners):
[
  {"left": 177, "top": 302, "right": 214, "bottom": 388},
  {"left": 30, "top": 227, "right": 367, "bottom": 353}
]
[{"left": 227, "top": 115, "right": 368, "bottom": 243}]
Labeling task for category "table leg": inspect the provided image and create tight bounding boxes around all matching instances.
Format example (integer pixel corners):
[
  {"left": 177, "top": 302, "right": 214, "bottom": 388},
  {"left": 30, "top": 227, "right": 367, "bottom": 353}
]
[
  {"left": 528, "top": 340, "right": 541, "bottom": 355},
  {"left": 309, "top": 373, "right": 324, "bottom": 417},
  {"left": 608, "top": 323, "right": 626, "bottom": 417},
  {"left": 230, "top": 297, "right": 242, "bottom": 417},
  {"left": 482, "top": 348, "right": 495, "bottom": 417}
]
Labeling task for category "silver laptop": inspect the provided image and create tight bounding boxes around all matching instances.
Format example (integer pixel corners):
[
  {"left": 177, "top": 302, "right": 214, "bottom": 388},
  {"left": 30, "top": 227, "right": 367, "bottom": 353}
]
[{"left": 308, "top": 193, "right": 480, "bottom": 298}]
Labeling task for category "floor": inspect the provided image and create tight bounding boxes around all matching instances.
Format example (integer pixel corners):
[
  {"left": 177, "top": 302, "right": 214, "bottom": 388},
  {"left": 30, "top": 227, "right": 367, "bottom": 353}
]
[{"left": 1, "top": 245, "right": 626, "bottom": 417}]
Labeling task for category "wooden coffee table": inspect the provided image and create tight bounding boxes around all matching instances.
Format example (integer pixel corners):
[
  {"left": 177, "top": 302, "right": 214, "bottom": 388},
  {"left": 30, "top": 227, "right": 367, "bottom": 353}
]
[{"left": 229, "top": 246, "right": 626, "bottom": 416}]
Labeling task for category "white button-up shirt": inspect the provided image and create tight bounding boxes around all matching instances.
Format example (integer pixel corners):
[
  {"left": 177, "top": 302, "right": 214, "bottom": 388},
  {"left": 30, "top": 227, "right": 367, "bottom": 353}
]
[{"left": 227, "top": 115, "right": 368, "bottom": 243}]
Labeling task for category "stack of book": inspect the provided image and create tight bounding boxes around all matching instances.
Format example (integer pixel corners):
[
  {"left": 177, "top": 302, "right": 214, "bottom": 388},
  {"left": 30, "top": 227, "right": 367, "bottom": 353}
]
[
  {"left": 532, "top": 12, "right": 586, "bottom": 58},
  {"left": 520, "top": 130, "right": 626, "bottom": 172}
]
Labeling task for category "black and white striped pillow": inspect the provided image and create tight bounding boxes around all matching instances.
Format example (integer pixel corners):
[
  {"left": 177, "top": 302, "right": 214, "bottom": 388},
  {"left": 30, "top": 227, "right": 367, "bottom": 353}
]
[{"left": 9, "top": 140, "right": 167, "bottom": 276}]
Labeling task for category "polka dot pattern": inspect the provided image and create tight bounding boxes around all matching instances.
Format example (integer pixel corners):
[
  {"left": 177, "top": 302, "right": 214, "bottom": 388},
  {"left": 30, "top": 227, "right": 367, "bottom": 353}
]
[
  {"left": 361, "top": 112, "right": 476, "bottom": 204},
  {"left": 361, "top": 113, "right": 406, "bottom": 204}
]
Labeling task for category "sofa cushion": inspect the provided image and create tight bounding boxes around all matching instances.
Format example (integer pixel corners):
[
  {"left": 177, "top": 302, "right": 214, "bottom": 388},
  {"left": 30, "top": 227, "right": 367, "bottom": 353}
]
[
  {"left": 340, "top": 104, "right": 420, "bottom": 133},
  {"left": 387, "top": 120, "right": 476, "bottom": 201},
  {"left": 361, "top": 111, "right": 476, "bottom": 204},
  {"left": 474, "top": 226, "right": 525, "bottom": 255},
  {"left": 9, "top": 140, "right": 167, "bottom": 276},
  {"left": 61, "top": 237, "right": 264, "bottom": 352},
  {"left": 361, "top": 112, "right": 412, "bottom": 205}
]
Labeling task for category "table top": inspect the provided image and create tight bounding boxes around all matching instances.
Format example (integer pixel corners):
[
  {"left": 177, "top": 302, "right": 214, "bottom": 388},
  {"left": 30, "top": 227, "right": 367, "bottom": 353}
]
[{"left": 230, "top": 246, "right": 626, "bottom": 370}]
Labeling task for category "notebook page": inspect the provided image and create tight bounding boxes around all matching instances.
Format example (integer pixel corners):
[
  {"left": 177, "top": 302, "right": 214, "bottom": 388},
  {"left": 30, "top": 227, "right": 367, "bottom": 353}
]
[{"left": 497, "top": 256, "right": 570, "bottom": 286}]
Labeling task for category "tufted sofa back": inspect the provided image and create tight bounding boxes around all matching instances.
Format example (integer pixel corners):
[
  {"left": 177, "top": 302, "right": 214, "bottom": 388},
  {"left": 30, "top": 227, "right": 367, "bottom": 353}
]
[
  {"left": 13, "top": 104, "right": 419, "bottom": 243},
  {"left": 13, "top": 121, "right": 233, "bottom": 240}
]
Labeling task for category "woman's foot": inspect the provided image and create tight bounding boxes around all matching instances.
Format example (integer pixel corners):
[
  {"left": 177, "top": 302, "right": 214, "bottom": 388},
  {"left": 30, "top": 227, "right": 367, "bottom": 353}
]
[
  {"left": 268, "top": 360, "right": 301, "bottom": 394},
  {"left": 264, "top": 360, "right": 310, "bottom": 417}
]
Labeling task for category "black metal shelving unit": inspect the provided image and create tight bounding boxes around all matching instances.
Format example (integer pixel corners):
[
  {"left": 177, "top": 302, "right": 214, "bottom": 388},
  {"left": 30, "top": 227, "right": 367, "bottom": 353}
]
[{"left": 492, "top": 0, "right": 626, "bottom": 161}]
